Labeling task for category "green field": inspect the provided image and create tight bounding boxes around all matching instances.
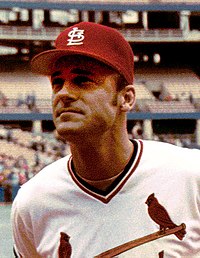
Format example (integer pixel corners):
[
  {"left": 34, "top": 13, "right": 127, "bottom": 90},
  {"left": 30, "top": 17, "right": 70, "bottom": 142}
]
[{"left": 0, "top": 204, "right": 14, "bottom": 258}]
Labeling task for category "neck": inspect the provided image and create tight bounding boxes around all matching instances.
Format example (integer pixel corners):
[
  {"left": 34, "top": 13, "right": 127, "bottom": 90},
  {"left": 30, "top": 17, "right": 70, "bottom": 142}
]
[{"left": 69, "top": 133, "right": 133, "bottom": 182}]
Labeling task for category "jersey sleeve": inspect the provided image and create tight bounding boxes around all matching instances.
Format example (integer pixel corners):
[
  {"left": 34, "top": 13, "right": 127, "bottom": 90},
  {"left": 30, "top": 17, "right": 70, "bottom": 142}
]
[{"left": 11, "top": 196, "right": 41, "bottom": 258}]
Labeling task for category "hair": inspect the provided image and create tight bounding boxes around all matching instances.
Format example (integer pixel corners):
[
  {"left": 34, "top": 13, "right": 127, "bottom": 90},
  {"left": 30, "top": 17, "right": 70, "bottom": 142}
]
[{"left": 116, "top": 75, "right": 129, "bottom": 92}]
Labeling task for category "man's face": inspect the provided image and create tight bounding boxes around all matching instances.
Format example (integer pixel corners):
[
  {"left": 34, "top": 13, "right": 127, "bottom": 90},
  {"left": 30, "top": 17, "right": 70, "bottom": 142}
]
[{"left": 51, "top": 56, "right": 121, "bottom": 142}]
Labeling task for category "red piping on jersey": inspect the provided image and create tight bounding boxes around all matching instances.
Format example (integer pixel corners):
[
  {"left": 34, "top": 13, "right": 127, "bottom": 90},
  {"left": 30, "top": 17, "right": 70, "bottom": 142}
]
[{"left": 68, "top": 139, "right": 143, "bottom": 204}]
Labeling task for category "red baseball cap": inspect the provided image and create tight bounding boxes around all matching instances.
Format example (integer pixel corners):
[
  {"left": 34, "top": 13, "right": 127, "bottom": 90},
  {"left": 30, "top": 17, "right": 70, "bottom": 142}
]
[{"left": 31, "top": 22, "right": 134, "bottom": 84}]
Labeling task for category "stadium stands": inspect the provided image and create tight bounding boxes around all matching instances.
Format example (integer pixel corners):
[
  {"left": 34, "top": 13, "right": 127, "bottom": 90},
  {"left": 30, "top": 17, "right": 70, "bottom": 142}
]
[
  {"left": 0, "top": 72, "right": 51, "bottom": 100},
  {"left": 146, "top": 100, "right": 196, "bottom": 113},
  {"left": 0, "top": 71, "right": 52, "bottom": 113},
  {"left": 131, "top": 68, "right": 200, "bottom": 113},
  {"left": 135, "top": 68, "right": 200, "bottom": 99},
  {"left": 0, "top": 125, "right": 71, "bottom": 201},
  {"left": 1, "top": 139, "right": 35, "bottom": 164},
  {"left": 134, "top": 82, "right": 155, "bottom": 100},
  {"left": 164, "top": 81, "right": 200, "bottom": 100}
]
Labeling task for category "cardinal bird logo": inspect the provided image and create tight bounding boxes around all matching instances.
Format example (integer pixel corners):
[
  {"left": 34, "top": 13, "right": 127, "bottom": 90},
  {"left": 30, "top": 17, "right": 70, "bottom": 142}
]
[
  {"left": 146, "top": 193, "right": 186, "bottom": 240},
  {"left": 58, "top": 232, "right": 72, "bottom": 258}
]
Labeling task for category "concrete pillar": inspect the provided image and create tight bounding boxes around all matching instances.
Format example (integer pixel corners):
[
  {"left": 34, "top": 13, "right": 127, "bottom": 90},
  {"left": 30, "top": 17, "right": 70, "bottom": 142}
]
[
  {"left": 32, "top": 120, "right": 42, "bottom": 134},
  {"left": 143, "top": 119, "right": 153, "bottom": 140},
  {"left": 180, "top": 10, "right": 190, "bottom": 35},
  {"left": 32, "top": 9, "right": 44, "bottom": 29},
  {"left": 142, "top": 11, "right": 148, "bottom": 30},
  {"left": 196, "top": 119, "right": 200, "bottom": 146}
]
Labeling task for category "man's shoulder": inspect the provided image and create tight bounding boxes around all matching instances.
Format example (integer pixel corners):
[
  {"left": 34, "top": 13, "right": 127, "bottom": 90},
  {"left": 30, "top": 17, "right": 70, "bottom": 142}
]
[
  {"left": 142, "top": 139, "right": 200, "bottom": 154},
  {"left": 139, "top": 140, "right": 200, "bottom": 183},
  {"left": 13, "top": 155, "right": 71, "bottom": 204},
  {"left": 142, "top": 139, "right": 200, "bottom": 167}
]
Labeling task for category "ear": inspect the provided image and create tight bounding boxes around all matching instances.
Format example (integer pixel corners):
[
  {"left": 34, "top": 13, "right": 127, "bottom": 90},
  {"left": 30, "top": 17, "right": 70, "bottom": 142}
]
[{"left": 119, "top": 85, "right": 135, "bottom": 112}]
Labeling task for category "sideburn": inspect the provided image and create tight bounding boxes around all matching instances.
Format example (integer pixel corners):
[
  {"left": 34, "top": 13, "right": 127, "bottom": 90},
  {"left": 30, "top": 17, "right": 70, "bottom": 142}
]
[
  {"left": 111, "top": 74, "right": 127, "bottom": 106},
  {"left": 112, "top": 92, "right": 118, "bottom": 106}
]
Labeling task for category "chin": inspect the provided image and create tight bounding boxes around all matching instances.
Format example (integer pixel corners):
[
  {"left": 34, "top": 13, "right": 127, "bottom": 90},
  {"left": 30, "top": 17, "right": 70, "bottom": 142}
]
[{"left": 56, "top": 123, "right": 84, "bottom": 138}]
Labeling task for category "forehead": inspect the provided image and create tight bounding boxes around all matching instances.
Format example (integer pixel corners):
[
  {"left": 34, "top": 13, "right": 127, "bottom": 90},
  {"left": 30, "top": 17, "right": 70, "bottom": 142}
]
[{"left": 52, "top": 55, "right": 116, "bottom": 76}]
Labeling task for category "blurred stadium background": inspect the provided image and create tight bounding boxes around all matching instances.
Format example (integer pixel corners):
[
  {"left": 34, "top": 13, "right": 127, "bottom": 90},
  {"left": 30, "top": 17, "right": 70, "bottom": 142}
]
[{"left": 0, "top": 0, "right": 199, "bottom": 256}]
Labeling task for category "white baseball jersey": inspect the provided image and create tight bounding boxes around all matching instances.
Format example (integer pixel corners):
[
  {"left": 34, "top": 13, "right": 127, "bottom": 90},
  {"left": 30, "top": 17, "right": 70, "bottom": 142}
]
[{"left": 11, "top": 139, "right": 200, "bottom": 257}]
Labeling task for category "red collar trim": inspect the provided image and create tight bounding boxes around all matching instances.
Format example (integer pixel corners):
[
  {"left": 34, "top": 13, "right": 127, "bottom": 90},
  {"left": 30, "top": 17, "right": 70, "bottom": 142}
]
[{"left": 68, "top": 140, "right": 143, "bottom": 203}]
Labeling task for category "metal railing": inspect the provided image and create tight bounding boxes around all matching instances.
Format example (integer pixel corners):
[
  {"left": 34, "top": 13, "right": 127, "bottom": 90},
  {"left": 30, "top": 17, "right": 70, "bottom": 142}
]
[{"left": 0, "top": 26, "right": 199, "bottom": 42}]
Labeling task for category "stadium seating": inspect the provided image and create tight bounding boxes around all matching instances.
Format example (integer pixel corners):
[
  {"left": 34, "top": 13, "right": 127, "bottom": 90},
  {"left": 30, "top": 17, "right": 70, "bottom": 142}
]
[
  {"left": 164, "top": 81, "right": 200, "bottom": 100},
  {"left": 1, "top": 139, "right": 35, "bottom": 163},
  {"left": 0, "top": 71, "right": 52, "bottom": 112},
  {"left": 134, "top": 82, "right": 155, "bottom": 100},
  {"left": 146, "top": 100, "right": 196, "bottom": 113},
  {"left": 0, "top": 127, "right": 70, "bottom": 167},
  {"left": 0, "top": 72, "right": 51, "bottom": 100},
  {"left": 135, "top": 68, "right": 200, "bottom": 99}
]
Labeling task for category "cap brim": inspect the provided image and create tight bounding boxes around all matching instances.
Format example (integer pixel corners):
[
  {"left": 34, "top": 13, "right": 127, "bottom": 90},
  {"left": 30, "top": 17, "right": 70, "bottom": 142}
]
[
  {"left": 31, "top": 49, "right": 117, "bottom": 76},
  {"left": 31, "top": 49, "right": 83, "bottom": 75}
]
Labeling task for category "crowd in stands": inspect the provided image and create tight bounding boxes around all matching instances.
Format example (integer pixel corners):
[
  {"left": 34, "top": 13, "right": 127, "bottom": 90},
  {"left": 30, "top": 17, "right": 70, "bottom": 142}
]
[
  {"left": 0, "top": 89, "right": 41, "bottom": 113},
  {"left": 16, "top": 91, "right": 37, "bottom": 111},
  {"left": 130, "top": 121, "right": 195, "bottom": 148},
  {"left": 0, "top": 90, "right": 8, "bottom": 107},
  {"left": 0, "top": 126, "right": 70, "bottom": 202}
]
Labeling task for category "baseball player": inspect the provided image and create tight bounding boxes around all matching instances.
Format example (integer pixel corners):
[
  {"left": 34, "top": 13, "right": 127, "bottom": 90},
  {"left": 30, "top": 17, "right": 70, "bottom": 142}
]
[{"left": 11, "top": 22, "right": 200, "bottom": 257}]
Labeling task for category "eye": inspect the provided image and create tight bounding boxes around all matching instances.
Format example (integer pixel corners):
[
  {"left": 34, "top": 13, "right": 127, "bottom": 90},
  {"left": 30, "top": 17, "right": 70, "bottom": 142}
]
[
  {"left": 72, "top": 75, "right": 93, "bottom": 86},
  {"left": 51, "top": 78, "right": 64, "bottom": 92}
]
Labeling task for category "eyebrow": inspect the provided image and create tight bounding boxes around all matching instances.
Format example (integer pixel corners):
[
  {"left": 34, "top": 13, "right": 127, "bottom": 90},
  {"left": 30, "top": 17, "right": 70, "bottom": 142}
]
[
  {"left": 51, "top": 68, "right": 93, "bottom": 80},
  {"left": 51, "top": 71, "right": 61, "bottom": 78},
  {"left": 71, "top": 68, "right": 93, "bottom": 76}
]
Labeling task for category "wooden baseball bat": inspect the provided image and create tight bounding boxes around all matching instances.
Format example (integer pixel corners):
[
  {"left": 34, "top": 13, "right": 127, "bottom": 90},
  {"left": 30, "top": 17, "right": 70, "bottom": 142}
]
[{"left": 95, "top": 223, "right": 186, "bottom": 257}]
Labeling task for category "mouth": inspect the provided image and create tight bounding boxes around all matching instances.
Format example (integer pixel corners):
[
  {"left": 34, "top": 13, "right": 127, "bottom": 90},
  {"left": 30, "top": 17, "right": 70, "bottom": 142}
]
[{"left": 56, "top": 108, "right": 84, "bottom": 118}]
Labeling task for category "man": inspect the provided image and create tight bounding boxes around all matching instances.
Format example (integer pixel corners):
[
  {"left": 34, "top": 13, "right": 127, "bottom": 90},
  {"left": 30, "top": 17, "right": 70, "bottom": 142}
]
[{"left": 11, "top": 22, "right": 200, "bottom": 257}]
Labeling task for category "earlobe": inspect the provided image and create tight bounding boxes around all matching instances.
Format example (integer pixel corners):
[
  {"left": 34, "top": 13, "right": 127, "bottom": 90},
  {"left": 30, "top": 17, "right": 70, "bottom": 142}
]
[{"left": 120, "top": 85, "right": 135, "bottom": 112}]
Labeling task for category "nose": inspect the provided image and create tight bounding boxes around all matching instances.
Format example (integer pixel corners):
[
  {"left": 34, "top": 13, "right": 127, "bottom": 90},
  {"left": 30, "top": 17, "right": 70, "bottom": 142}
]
[{"left": 53, "top": 81, "right": 79, "bottom": 105}]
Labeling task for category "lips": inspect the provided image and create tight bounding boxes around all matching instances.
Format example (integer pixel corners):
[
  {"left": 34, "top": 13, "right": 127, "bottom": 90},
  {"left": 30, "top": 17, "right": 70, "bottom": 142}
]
[{"left": 56, "top": 107, "right": 83, "bottom": 118}]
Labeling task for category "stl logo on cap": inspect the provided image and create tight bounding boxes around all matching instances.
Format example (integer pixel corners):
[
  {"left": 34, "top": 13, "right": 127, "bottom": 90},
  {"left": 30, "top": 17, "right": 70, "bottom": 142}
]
[{"left": 67, "top": 27, "right": 85, "bottom": 46}]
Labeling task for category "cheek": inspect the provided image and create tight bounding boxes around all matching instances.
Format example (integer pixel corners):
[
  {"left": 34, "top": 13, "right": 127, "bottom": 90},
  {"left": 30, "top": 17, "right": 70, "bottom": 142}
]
[
  {"left": 51, "top": 96, "right": 57, "bottom": 118},
  {"left": 87, "top": 93, "right": 118, "bottom": 124},
  {"left": 51, "top": 93, "right": 55, "bottom": 106}
]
